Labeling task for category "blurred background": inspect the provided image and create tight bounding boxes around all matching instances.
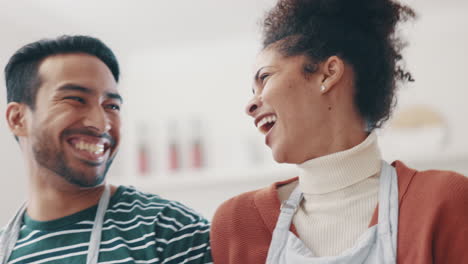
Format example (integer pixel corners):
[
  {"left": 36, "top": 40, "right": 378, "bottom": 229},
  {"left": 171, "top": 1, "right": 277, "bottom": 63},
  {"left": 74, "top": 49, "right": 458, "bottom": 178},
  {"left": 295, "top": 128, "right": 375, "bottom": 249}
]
[{"left": 0, "top": 0, "right": 467, "bottom": 224}]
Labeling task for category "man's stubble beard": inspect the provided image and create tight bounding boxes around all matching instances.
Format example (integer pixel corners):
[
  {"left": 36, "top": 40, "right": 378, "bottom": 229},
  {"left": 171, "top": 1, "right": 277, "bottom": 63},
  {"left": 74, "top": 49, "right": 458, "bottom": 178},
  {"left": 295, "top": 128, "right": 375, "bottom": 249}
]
[{"left": 32, "top": 131, "right": 115, "bottom": 188}]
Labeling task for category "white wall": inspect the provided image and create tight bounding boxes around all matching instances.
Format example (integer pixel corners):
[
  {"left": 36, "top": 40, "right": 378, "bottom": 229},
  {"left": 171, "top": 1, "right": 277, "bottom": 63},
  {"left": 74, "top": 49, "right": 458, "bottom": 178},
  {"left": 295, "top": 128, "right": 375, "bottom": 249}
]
[
  {"left": 379, "top": 3, "right": 468, "bottom": 169},
  {"left": 119, "top": 39, "right": 265, "bottom": 175}
]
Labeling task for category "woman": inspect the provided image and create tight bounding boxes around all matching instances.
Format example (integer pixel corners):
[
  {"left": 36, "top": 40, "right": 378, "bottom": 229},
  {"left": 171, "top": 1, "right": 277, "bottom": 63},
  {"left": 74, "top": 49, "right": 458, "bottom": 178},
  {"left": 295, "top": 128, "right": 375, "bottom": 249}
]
[{"left": 211, "top": 0, "right": 468, "bottom": 263}]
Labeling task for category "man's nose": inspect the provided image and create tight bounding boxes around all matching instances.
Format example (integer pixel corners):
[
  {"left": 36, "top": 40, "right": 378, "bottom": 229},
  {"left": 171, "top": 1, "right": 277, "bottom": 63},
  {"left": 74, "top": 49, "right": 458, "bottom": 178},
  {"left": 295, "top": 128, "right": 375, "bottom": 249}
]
[{"left": 82, "top": 105, "right": 111, "bottom": 133}]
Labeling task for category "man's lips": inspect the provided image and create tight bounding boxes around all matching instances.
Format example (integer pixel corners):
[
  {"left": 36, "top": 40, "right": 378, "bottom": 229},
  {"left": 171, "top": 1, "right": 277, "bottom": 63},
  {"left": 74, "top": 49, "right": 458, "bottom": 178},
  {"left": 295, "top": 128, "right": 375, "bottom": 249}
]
[
  {"left": 62, "top": 129, "right": 116, "bottom": 164},
  {"left": 68, "top": 137, "right": 107, "bottom": 154},
  {"left": 66, "top": 136, "right": 110, "bottom": 163},
  {"left": 62, "top": 128, "right": 115, "bottom": 147}
]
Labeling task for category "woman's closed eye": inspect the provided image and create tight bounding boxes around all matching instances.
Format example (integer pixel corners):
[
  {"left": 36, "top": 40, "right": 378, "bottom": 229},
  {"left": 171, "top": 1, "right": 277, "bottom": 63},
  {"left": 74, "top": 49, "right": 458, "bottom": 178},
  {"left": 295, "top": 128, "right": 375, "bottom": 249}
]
[{"left": 260, "top": 73, "right": 270, "bottom": 83}]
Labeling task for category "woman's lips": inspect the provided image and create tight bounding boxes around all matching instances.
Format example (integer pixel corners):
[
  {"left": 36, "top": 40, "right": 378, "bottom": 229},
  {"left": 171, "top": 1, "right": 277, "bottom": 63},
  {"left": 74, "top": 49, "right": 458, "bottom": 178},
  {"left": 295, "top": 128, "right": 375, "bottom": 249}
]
[{"left": 256, "top": 114, "right": 277, "bottom": 134}]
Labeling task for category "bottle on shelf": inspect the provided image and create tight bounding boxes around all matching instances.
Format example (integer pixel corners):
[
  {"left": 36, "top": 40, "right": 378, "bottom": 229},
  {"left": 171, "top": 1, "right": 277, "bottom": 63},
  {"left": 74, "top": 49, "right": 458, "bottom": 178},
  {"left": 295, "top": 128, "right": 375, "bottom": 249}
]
[
  {"left": 190, "top": 118, "right": 204, "bottom": 170},
  {"left": 168, "top": 120, "right": 180, "bottom": 172},
  {"left": 137, "top": 123, "right": 151, "bottom": 176}
]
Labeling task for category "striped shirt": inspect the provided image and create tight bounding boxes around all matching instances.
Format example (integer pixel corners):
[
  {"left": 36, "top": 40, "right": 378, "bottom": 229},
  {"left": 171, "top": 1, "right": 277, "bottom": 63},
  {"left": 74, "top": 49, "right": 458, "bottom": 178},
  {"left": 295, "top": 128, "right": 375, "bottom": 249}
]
[{"left": 5, "top": 186, "right": 212, "bottom": 264}]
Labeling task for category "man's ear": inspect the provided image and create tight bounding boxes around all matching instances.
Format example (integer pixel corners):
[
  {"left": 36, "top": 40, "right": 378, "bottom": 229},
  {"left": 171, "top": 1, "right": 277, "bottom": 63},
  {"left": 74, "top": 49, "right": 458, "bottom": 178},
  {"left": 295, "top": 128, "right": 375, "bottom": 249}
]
[
  {"left": 319, "top": 56, "right": 345, "bottom": 94},
  {"left": 6, "top": 102, "right": 29, "bottom": 138}
]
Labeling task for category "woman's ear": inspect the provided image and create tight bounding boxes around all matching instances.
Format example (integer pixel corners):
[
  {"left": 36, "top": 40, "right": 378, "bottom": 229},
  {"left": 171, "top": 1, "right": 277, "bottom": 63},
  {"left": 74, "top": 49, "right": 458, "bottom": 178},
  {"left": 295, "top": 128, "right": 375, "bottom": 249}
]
[
  {"left": 6, "top": 102, "right": 29, "bottom": 138},
  {"left": 319, "top": 56, "right": 345, "bottom": 94}
]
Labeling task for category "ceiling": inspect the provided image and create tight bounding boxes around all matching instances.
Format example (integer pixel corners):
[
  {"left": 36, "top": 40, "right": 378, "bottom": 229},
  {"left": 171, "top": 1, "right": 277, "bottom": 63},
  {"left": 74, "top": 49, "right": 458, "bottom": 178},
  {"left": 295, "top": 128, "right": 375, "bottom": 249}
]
[
  {"left": 0, "top": 0, "right": 274, "bottom": 59},
  {"left": 0, "top": 0, "right": 466, "bottom": 77},
  {"left": 2, "top": 0, "right": 466, "bottom": 49}
]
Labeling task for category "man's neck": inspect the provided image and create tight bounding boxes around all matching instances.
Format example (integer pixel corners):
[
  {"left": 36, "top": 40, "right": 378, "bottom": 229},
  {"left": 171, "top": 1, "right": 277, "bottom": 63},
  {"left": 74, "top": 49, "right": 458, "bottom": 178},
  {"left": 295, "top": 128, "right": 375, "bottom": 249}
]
[{"left": 27, "top": 173, "right": 108, "bottom": 221}]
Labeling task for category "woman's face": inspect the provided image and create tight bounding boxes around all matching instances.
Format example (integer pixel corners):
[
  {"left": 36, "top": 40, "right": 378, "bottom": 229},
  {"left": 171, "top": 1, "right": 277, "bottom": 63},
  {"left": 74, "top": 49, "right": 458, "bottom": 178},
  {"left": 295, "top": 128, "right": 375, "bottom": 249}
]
[{"left": 246, "top": 47, "right": 333, "bottom": 164}]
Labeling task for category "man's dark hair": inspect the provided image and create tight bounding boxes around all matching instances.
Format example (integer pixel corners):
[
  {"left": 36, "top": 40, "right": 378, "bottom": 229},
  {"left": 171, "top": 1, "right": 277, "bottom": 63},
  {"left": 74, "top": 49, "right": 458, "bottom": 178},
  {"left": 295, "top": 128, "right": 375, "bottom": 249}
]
[
  {"left": 4, "top": 35, "right": 120, "bottom": 110},
  {"left": 261, "top": 0, "right": 416, "bottom": 129}
]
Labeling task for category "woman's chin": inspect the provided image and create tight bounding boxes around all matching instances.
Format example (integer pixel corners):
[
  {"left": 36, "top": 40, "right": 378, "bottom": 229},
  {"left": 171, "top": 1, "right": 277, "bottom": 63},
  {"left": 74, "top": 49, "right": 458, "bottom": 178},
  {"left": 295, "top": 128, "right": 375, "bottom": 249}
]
[
  {"left": 271, "top": 148, "right": 289, "bottom": 164},
  {"left": 271, "top": 146, "right": 308, "bottom": 164}
]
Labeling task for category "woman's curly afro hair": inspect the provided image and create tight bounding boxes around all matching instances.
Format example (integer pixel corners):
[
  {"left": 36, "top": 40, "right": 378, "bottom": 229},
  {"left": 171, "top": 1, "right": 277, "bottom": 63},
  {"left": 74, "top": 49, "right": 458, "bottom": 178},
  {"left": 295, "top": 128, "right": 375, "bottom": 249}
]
[{"left": 261, "top": 0, "right": 416, "bottom": 129}]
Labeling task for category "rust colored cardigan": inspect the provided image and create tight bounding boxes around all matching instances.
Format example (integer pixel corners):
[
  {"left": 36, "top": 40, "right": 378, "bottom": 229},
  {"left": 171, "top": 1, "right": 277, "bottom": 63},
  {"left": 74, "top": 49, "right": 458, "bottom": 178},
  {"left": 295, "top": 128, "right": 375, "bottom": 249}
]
[{"left": 211, "top": 161, "right": 468, "bottom": 263}]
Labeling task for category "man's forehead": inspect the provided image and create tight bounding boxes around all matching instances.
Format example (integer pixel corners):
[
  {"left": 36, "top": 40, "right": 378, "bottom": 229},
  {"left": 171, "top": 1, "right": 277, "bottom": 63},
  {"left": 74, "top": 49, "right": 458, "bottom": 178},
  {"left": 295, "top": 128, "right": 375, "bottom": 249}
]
[
  {"left": 37, "top": 53, "right": 117, "bottom": 92},
  {"left": 39, "top": 53, "right": 100, "bottom": 69},
  {"left": 38, "top": 53, "right": 114, "bottom": 80}
]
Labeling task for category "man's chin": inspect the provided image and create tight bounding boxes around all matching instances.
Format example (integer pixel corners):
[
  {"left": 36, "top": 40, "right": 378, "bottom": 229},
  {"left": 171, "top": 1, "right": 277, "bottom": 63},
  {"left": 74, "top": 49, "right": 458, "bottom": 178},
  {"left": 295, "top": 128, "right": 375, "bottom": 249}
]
[
  {"left": 81, "top": 160, "right": 105, "bottom": 167},
  {"left": 60, "top": 155, "right": 114, "bottom": 188},
  {"left": 59, "top": 164, "right": 108, "bottom": 188},
  {"left": 65, "top": 173, "right": 106, "bottom": 188}
]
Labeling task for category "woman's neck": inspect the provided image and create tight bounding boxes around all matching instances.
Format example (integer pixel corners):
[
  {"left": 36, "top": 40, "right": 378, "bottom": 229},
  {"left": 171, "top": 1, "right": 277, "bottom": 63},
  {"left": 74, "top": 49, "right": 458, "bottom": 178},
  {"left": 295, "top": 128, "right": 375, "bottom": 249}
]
[{"left": 297, "top": 131, "right": 381, "bottom": 194}]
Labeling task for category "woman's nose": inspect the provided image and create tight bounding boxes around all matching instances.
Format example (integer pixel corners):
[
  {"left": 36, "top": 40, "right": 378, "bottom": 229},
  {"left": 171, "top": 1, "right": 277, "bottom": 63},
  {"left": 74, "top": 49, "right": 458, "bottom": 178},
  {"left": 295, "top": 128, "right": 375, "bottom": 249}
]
[
  {"left": 248, "top": 104, "right": 258, "bottom": 113},
  {"left": 245, "top": 96, "right": 262, "bottom": 116}
]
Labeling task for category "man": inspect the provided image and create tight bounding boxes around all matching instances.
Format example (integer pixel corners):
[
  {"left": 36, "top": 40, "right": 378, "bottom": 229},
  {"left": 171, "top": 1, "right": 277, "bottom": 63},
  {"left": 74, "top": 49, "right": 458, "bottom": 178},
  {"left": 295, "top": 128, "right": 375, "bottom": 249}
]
[{"left": 0, "top": 35, "right": 212, "bottom": 264}]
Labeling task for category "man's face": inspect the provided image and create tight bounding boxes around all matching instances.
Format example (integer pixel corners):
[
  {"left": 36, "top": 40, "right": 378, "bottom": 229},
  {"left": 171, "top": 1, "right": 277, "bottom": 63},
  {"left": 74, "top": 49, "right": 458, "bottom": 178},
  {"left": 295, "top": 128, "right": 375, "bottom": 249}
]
[{"left": 26, "top": 53, "right": 121, "bottom": 187}]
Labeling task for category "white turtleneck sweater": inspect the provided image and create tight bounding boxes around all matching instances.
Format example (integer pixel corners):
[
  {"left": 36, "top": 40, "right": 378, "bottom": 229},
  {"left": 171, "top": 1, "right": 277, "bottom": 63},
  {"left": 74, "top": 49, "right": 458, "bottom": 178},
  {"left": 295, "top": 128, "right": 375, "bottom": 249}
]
[{"left": 286, "top": 132, "right": 382, "bottom": 257}]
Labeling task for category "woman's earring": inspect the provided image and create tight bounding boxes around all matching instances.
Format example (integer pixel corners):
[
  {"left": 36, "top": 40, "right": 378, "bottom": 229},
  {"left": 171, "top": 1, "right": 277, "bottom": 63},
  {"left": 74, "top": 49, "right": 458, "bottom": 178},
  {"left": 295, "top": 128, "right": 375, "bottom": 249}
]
[{"left": 320, "top": 84, "right": 326, "bottom": 92}]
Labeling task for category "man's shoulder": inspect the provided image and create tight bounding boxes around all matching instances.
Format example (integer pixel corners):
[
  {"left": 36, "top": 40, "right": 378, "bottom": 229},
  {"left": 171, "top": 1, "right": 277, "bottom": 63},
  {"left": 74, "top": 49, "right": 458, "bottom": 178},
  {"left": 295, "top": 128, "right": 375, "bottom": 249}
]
[
  {"left": 111, "top": 185, "right": 208, "bottom": 226},
  {"left": 113, "top": 187, "right": 213, "bottom": 263},
  {"left": 113, "top": 185, "right": 167, "bottom": 203}
]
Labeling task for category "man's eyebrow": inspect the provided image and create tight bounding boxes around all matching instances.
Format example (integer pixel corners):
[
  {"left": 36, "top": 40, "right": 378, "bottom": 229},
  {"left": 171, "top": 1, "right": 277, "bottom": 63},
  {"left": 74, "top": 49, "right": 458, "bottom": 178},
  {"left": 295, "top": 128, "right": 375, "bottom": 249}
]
[
  {"left": 57, "top": 84, "right": 123, "bottom": 103},
  {"left": 107, "top": 92, "right": 123, "bottom": 104},
  {"left": 57, "top": 84, "right": 92, "bottom": 94}
]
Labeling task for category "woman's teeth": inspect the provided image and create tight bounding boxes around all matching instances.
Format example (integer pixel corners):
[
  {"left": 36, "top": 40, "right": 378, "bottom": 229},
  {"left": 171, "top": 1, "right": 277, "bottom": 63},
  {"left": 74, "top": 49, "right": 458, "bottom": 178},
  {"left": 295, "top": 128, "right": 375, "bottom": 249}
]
[
  {"left": 74, "top": 141, "right": 105, "bottom": 154},
  {"left": 257, "top": 115, "right": 277, "bottom": 134}
]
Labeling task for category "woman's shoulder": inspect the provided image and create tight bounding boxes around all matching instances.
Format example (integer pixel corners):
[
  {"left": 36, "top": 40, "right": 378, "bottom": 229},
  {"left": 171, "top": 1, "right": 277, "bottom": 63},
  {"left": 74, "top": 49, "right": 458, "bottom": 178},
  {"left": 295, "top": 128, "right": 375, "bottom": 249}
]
[
  {"left": 212, "top": 188, "right": 264, "bottom": 222},
  {"left": 211, "top": 177, "right": 298, "bottom": 263},
  {"left": 395, "top": 160, "right": 468, "bottom": 204},
  {"left": 395, "top": 160, "right": 468, "bottom": 228},
  {"left": 213, "top": 177, "right": 298, "bottom": 224},
  {"left": 211, "top": 177, "right": 298, "bottom": 235},
  {"left": 394, "top": 161, "right": 468, "bottom": 262}
]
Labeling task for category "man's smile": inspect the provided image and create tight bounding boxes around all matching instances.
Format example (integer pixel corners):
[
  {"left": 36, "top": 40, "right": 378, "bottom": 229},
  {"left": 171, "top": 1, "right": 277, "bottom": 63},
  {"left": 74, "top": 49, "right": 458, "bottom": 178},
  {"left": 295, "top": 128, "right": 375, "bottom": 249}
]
[{"left": 66, "top": 136, "right": 112, "bottom": 164}]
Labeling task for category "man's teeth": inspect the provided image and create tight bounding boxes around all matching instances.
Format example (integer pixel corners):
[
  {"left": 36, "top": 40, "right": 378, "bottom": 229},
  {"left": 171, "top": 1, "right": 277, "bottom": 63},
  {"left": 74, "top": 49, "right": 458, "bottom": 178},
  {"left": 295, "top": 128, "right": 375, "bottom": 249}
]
[
  {"left": 75, "top": 141, "right": 105, "bottom": 154},
  {"left": 257, "top": 115, "right": 277, "bottom": 128}
]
